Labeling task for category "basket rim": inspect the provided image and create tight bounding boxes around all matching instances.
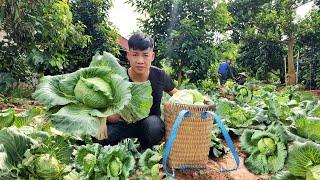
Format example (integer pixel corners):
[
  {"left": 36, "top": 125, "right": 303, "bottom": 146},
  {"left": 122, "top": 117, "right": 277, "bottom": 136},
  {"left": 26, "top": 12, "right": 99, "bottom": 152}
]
[{"left": 164, "top": 101, "right": 215, "bottom": 109}]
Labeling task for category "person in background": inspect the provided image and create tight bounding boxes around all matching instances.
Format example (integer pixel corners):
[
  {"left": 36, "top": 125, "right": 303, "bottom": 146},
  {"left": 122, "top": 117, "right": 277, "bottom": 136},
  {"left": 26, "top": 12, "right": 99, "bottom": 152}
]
[
  {"left": 96, "top": 32, "right": 178, "bottom": 150},
  {"left": 218, "top": 58, "right": 234, "bottom": 85},
  {"left": 236, "top": 72, "right": 247, "bottom": 85}
]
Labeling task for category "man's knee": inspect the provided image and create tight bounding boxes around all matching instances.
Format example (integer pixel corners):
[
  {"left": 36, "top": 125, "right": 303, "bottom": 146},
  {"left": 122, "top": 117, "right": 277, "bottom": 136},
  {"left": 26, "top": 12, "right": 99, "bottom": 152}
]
[
  {"left": 139, "top": 115, "right": 165, "bottom": 148},
  {"left": 141, "top": 115, "right": 164, "bottom": 134}
]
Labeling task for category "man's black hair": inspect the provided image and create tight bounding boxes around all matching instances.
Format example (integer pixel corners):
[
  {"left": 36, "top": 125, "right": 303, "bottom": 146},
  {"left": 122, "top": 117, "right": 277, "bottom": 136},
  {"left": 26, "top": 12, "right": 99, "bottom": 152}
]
[{"left": 128, "top": 32, "right": 154, "bottom": 50}]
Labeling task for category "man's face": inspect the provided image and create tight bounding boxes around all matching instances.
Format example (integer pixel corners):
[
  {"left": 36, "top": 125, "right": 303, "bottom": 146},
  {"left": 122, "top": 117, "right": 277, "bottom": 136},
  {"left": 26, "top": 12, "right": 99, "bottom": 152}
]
[
  {"left": 227, "top": 59, "right": 231, "bottom": 64},
  {"left": 127, "top": 48, "right": 155, "bottom": 75}
]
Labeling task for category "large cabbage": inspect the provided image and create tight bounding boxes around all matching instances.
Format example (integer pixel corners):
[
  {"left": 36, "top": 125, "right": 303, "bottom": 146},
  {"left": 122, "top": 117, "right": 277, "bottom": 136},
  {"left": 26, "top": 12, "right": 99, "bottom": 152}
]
[
  {"left": 33, "top": 52, "right": 153, "bottom": 139},
  {"left": 240, "top": 123, "right": 288, "bottom": 174}
]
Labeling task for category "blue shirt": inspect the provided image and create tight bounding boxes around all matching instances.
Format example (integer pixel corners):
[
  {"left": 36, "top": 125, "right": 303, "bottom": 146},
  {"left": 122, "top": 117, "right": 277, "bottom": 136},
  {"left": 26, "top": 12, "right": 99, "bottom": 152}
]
[{"left": 218, "top": 62, "right": 230, "bottom": 76}]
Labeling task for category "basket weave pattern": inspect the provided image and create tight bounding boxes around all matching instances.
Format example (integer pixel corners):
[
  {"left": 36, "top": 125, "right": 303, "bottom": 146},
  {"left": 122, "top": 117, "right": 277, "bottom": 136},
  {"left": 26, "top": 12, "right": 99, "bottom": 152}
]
[{"left": 164, "top": 103, "right": 214, "bottom": 168}]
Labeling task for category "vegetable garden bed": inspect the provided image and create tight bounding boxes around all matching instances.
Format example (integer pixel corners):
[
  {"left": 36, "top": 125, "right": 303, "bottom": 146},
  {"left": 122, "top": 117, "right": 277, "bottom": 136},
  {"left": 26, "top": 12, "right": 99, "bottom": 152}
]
[{"left": 1, "top": 54, "right": 320, "bottom": 179}]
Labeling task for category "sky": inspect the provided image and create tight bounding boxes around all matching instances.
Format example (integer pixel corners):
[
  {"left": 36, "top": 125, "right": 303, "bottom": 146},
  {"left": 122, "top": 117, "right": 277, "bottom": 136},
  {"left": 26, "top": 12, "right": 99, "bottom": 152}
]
[
  {"left": 109, "top": 1, "right": 315, "bottom": 39},
  {"left": 109, "top": 0, "right": 142, "bottom": 39}
]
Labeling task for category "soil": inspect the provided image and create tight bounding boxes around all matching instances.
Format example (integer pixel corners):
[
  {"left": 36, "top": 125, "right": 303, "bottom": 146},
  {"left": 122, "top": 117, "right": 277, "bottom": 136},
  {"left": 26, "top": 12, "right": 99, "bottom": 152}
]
[
  {"left": 171, "top": 139, "right": 270, "bottom": 180},
  {"left": 1, "top": 91, "right": 319, "bottom": 180}
]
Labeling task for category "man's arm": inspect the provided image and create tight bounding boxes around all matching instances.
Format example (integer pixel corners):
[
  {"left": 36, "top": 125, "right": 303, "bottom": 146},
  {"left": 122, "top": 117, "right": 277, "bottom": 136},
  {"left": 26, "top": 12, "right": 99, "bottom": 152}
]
[{"left": 228, "top": 65, "right": 235, "bottom": 79}]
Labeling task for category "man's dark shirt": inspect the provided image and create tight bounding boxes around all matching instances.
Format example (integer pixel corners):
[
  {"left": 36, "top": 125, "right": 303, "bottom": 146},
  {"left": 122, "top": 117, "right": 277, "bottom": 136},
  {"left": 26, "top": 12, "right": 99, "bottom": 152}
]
[{"left": 128, "top": 66, "right": 175, "bottom": 116}]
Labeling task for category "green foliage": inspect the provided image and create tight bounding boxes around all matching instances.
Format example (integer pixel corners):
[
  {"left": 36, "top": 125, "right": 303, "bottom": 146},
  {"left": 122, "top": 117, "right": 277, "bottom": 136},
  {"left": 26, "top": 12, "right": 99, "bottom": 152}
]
[
  {"left": 0, "top": 127, "right": 34, "bottom": 177},
  {"left": 0, "top": 0, "right": 90, "bottom": 76},
  {"left": 128, "top": 0, "right": 233, "bottom": 84},
  {"left": 0, "top": 73, "right": 16, "bottom": 96},
  {"left": 295, "top": 117, "right": 320, "bottom": 142},
  {"left": 232, "top": 85, "right": 253, "bottom": 104},
  {"left": 228, "top": 0, "right": 309, "bottom": 84},
  {"left": 137, "top": 149, "right": 161, "bottom": 180},
  {"left": 68, "top": 0, "right": 120, "bottom": 72},
  {"left": 96, "top": 145, "right": 135, "bottom": 179},
  {"left": 297, "top": 9, "right": 320, "bottom": 88},
  {"left": 75, "top": 144, "right": 100, "bottom": 178}
]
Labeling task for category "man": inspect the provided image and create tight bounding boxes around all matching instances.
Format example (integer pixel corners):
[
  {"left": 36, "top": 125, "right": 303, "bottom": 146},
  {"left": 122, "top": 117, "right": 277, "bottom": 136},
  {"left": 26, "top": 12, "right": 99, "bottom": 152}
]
[
  {"left": 98, "top": 32, "right": 178, "bottom": 149},
  {"left": 218, "top": 58, "right": 234, "bottom": 85}
]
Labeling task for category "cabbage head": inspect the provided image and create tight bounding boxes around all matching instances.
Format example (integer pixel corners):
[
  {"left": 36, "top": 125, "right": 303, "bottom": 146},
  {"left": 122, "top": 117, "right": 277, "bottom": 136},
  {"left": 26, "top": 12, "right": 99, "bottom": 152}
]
[
  {"left": 96, "top": 145, "right": 135, "bottom": 179},
  {"left": 109, "top": 157, "right": 123, "bottom": 177},
  {"left": 233, "top": 85, "right": 252, "bottom": 103},
  {"left": 257, "top": 138, "right": 276, "bottom": 155},
  {"left": 34, "top": 154, "right": 64, "bottom": 179},
  {"left": 22, "top": 153, "right": 66, "bottom": 179},
  {"left": 33, "top": 52, "right": 153, "bottom": 138},
  {"left": 169, "top": 89, "right": 205, "bottom": 105},
  {"left": 240, "top": 123, "right": 287, "bottom": 174},
  {"left": 75, "top": 144, "right": 100, "bottom": 178}
]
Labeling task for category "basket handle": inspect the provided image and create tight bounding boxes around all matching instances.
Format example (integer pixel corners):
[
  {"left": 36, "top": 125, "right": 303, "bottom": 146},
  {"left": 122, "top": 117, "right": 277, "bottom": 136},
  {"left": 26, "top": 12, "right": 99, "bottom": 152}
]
[
  {"left": 163, "top": 110, "right": 190, "bottom": 178},
  {"left": 203, "top": 111, "right": 240, "bottom": 172}
]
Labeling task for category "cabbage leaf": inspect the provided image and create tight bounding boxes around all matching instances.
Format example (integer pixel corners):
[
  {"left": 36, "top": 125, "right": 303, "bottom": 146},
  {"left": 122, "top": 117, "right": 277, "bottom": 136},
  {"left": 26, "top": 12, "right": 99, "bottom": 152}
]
[{"left": 33, "top": 52, "right": 153, "bottom": 139}]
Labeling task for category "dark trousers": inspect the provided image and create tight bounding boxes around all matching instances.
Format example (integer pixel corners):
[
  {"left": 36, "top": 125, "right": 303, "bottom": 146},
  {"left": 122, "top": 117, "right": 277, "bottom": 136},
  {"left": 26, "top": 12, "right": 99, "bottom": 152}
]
[
  {"left": 96, "top": 115, "right": 165, "bottom": 150},
  {"left": 220, "top": 74, "right": 228, "bottom": 85}
]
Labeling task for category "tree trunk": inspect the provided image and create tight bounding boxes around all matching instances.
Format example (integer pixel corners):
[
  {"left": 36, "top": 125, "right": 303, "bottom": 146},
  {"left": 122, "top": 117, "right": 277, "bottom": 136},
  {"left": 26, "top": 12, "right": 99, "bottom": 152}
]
[{"left": 287, "top": 35, "right": 296, "bottom": 85}]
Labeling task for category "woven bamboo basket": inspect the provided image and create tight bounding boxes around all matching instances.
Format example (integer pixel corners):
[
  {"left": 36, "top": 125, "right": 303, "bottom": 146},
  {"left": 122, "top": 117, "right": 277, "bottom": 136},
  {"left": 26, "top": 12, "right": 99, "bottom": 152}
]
[{"left": 164, "top": 102, "right": 215, "bottom": 169}]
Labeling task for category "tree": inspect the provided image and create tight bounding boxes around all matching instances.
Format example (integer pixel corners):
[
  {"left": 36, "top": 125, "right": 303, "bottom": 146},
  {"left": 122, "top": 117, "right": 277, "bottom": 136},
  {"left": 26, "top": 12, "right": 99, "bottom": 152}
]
[
  {"left": 67, "top": 0, "right": 120, "bottom": 73},
  {"left": 0, "top": 0, "right": 90, "bottom": 77},
  {"left": 128, "top": 0, "right": 232, "bottom": 86},
  {"left": 296, "top": 8, "right": 320, "bottom": 88},
  {"left": 229, "top": 0, "right": 313, "bottom": 85}
]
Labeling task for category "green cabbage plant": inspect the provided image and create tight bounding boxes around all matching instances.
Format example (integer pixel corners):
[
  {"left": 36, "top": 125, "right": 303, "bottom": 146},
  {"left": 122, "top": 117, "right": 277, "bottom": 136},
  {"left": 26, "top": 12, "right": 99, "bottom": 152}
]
[
  {"left": 96, "top": 145, "right": 135, "bottom": 179},
  {"left": 137, "top": 148, "right": 161, "bottom": 179},
  {"left": 240, "top": 123, "right": 288, "bottom": 174},
  {"left": 33, "top": 52, "right": 153, "bottom": 139},
  {"left": 22, "top": 153, "right": 66, "bottom": 179},
  {"left": 75, "top": 144, "right": 101, "bottom": 178},
  {"left": 232, "top": 85, "right": 252, "bottom": 104}
]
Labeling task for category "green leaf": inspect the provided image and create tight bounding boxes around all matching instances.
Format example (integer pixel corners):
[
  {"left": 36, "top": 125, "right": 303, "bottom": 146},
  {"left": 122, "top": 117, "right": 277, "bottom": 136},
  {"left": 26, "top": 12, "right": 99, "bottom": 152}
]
[
  {"left": 32, "top": 75, "right": 77, "bottom": 109},
  {"left": 90, "top": 51, "right": 128, "bottom": 80},
  {"left": 269, "top": 171, "right": 303, "bottom": 180},
  {"left": 286, "top": 142, "right": 320, "bottom": 177},
  {"left": 0, "top": 109, "right": 15, "bottom": 129},
  {"left": 50, "top": 104, "right": 101, "bottom": 138},
  {"left": 139, "top": 149, "right": 161, "bottom": 170},
  {"left": 36, "top": 135, "right": 74, "bottom": 165},
  {"left": 0, "top": 127, "right": 34, "bottom": 172},
  {"left": 240, "top": 129, "right": 256, "bottom": 153},
  {"left": 296, "top": 117, "right": 320, "bottom": 142},
  {"left": 12, "top": 113, "right": 29, "bottom": 128},
  {"left": 120, "top": 81, "right": 153, "bottom": 123}
]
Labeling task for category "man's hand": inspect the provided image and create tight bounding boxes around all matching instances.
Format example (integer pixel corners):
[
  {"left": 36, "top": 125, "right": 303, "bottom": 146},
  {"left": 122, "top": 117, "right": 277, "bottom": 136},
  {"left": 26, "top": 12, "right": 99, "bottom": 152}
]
[{"left": 107, "top": 113, "right": 120, "bottom": 123}]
